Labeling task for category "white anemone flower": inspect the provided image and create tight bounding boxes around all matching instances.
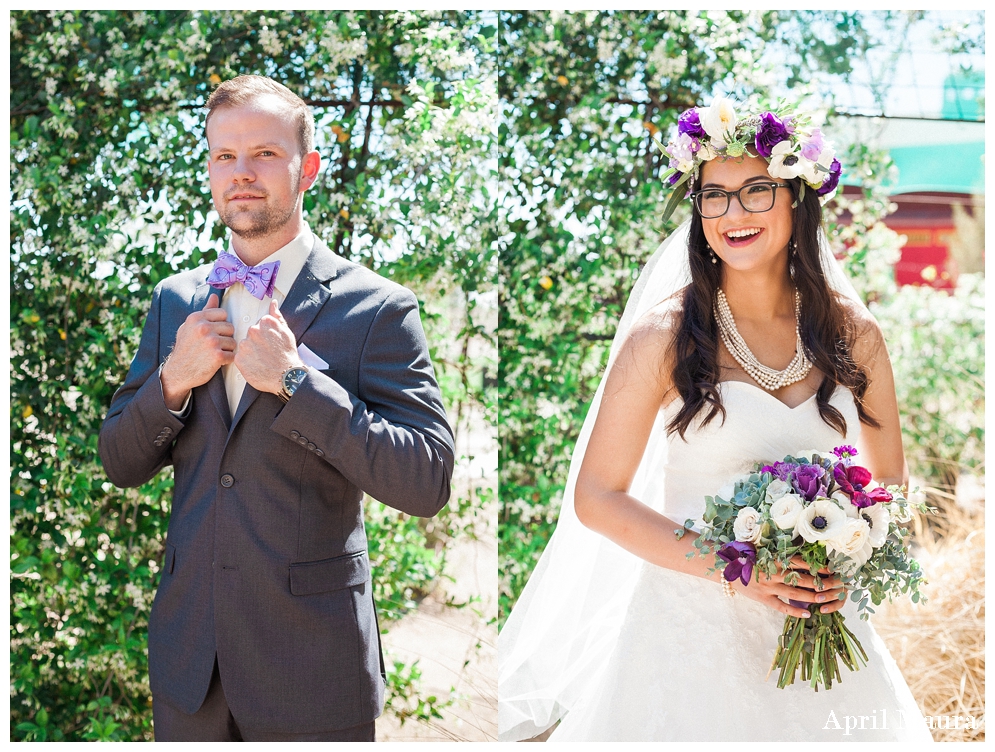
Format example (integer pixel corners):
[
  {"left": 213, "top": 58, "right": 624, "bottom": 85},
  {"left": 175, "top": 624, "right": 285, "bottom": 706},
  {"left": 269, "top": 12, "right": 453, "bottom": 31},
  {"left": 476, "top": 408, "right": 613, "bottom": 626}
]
[
  {"left": 768, "top": 140, "right": 813, "bottom": 180},
  {"left": 769, "top": 493, "right": 804, "bottom": 531},
  {"left": 855, "top": 503, "right": 890, "bottom": 547},
  {"left": 700, "top": 97, "right": 737, "bottom": 148},
  {"left": 801, "top": 147, "right": 835, "bottom": 185},
  {"left": 794, "top": 498, "right": 847, "bottom": 543}
]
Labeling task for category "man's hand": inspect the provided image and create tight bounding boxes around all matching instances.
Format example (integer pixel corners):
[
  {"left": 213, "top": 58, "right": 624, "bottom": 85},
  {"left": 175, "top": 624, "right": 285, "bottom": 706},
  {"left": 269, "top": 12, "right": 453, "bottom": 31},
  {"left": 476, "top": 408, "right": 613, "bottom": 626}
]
[
  {"left": 235, "top": 300, "right": 305, "bottom": 395},
  {"left": 161, "top": 293, "right": 235, "bottom": 410}
]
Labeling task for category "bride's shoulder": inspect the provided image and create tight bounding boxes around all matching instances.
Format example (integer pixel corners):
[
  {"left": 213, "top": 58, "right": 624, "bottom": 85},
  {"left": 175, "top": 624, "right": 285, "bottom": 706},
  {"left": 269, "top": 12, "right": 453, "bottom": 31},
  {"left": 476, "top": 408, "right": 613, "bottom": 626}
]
[
  {"left": 837, "top": 296, "right": 889, "bottom": 367},
  {"left": 615, "top": 295, "right": 683, "bottom": 374},
  {"left": 627, "top": 295, "right": 682, "bottom": 344}
]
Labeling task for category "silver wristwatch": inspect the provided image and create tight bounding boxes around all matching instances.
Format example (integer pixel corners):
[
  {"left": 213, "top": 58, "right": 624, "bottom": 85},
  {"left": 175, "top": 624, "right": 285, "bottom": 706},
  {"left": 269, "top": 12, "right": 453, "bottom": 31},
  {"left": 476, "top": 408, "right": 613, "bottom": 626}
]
[{"left": 278, "top": 366, "right": 308, "bottom": 403}]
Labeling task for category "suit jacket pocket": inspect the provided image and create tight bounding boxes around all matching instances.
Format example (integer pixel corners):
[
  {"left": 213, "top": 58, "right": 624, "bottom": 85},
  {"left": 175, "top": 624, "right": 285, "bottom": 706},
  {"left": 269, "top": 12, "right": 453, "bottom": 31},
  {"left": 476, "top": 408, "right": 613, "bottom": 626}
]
[{"left": 289, "top": 550, "right": 369, "bottom": 596}]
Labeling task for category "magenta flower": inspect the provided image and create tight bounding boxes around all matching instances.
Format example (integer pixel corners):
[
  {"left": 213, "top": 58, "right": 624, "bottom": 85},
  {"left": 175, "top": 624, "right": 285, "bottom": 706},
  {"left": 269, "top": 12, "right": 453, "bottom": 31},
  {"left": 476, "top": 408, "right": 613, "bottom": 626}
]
[
  {"left": 833, "top": 464, "right": 893, "bottom": 508},
  {"left": 816, "top": 158, "right": 842, "bottom": 196},
  {"left": 718, "top": 541, "right": 756, "bottom": 586},
  {"left": 754, "top": 112, "right": 791, "bottom": 158},
  {"left": 832, "top": 445, "right": 858, "bottom": 461},
  {"left": 792, "top": 463, "right": 827, "bottom": 501},
  {"left": 677, "top": 108, "right": 706, "bottom": 140}
]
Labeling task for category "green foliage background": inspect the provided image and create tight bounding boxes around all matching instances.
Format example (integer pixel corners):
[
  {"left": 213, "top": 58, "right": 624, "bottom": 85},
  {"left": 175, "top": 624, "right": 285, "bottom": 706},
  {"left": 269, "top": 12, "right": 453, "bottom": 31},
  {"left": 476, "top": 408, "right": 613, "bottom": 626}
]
[
  {"left": 8, "top": 8, "right": 984, "bottom": 742},
  {"left": 496, "top": 10, "right": 984, "bottom": 625},
  {"left": 10, "top": 10, "right": 496, "bottom": 741}
]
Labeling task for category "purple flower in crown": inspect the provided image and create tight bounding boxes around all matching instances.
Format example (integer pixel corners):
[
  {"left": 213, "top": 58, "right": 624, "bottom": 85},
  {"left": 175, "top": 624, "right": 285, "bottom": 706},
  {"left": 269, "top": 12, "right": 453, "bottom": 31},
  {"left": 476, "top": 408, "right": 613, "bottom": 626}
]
[
  {"left": 817, "top": 158, "right": 842, "bottom": 196},
  {"left": 792, "top": 463, "right": 828, "bottom": 501},
  {"left": 754, "top": 111, "right": 791, "bottom": 158},
  {"left": 667, "top": 170, "right": 681, "bottom": 186},
  {"left": 677, "top": 108, "right": 706, "bottom": 140},
  {"left": 800, "top": 128, "right": 827, "bottom": 162},
  {"left": 717, "top": 541, "right": 756, "bottom": 586}
]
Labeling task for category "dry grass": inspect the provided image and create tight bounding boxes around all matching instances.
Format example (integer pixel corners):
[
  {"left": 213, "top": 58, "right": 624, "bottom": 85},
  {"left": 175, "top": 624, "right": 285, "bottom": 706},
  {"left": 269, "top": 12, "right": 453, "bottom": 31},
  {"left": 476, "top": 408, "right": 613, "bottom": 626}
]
[{"left": 874, "top": 494, "right": 986, "bottom": 742}]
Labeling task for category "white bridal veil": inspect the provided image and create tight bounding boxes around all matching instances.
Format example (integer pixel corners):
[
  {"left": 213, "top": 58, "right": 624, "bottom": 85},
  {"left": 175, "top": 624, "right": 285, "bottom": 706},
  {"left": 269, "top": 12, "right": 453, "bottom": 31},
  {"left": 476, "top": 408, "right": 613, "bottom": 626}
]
[{"left": 497, "top": 220, "right": 864, "bottom": 741}]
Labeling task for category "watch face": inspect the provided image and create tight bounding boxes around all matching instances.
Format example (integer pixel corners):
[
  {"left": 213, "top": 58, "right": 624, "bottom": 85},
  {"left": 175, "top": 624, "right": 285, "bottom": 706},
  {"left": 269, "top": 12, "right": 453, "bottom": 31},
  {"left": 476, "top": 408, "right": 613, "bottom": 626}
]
[{"left": 284, "top": 367, "right": 308, "bottom": 395}]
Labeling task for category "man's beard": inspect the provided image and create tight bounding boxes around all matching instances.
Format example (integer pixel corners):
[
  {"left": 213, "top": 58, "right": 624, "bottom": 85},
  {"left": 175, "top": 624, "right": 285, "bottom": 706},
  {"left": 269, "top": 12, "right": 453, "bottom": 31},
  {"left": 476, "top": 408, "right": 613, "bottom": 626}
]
[{"left": 219, "top": 172, "right": 301, "bottom": 240}]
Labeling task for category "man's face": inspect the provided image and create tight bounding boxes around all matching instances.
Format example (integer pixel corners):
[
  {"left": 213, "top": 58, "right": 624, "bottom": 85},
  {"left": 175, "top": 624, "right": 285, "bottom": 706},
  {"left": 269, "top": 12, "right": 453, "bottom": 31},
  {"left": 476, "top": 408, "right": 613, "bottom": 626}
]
[{"left": 206, "top": 95, "right": 306, "bottom": 241}]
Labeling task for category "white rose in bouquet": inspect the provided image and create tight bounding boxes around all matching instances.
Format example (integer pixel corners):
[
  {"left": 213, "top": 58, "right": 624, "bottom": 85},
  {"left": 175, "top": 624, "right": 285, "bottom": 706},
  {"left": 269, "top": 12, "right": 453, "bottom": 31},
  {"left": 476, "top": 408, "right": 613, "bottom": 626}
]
[
  {"left": 794, "top": 499, "right": 846, "bottom": 543},
  {"left": 765, "top": 479, "right": 792, "bottom": 502},
  {"left": 769, "top": 493, "right": 804, "bottom": 531},
  {"left": 825, "top": 517, "right": 870, "bottom": 558},
  {"left": 733, "top": 506, "right": 764, "bottom": 543}
]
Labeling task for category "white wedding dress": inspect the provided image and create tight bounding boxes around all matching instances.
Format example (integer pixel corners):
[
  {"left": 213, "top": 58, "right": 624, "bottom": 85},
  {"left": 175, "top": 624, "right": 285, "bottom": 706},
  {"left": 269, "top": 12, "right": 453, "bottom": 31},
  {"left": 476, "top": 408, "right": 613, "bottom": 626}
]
[
  {"left": 544, "top": 381, "right": 931, "bottom": 742},
  {"left": 498, "top": 222, "right": 931, "bottom": 743}
]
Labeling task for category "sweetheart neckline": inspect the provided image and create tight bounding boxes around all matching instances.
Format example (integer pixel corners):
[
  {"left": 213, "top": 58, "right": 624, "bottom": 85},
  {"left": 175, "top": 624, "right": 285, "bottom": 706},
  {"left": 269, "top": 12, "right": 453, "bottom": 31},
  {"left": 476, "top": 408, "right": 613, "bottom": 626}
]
[{"left": 718, "top": 379, "right": 819, "bottom": 411}]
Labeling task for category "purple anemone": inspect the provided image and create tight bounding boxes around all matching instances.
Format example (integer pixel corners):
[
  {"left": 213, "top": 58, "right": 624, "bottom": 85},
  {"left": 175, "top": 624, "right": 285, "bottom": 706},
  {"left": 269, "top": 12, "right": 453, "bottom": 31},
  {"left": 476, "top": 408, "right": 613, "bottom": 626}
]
[{"left": 717, "top": 541, "right": 756, "bottom": 586}]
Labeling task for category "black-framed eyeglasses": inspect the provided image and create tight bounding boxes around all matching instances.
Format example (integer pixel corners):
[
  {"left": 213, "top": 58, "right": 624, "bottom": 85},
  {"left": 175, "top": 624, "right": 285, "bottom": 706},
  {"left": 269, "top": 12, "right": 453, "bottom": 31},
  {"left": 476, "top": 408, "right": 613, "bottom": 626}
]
[{"left": 690, "top": 182, "right": 790, "bottom": 219}]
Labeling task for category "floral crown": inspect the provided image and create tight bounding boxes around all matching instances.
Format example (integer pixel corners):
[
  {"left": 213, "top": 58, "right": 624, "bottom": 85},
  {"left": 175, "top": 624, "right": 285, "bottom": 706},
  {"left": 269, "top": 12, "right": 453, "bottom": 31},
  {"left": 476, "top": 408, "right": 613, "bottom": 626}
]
[{"left": 657, "top": 97, "right": 843, "bottom": 223}]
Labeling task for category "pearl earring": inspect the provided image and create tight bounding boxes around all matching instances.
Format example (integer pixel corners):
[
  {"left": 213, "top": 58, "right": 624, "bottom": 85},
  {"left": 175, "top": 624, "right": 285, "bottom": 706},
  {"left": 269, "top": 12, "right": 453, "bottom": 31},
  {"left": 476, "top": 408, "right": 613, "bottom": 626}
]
[{"left": 707, "top": 246, "right": 718, "bottom": 264}]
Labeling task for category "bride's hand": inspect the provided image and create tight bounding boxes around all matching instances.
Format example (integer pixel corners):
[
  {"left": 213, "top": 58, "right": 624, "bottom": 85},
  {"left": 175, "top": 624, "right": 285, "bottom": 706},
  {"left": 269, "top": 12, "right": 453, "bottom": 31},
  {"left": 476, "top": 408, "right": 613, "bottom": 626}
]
[{"left": 734, "top": 556, "right": 847, "bottom": 619}]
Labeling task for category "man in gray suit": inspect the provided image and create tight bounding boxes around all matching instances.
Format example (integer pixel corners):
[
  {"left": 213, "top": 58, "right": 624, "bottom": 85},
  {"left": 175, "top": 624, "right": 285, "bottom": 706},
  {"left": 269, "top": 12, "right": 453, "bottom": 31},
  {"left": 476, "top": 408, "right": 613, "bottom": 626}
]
[{"left": 99, "top": 75, "right": 455, "bottom": 741}]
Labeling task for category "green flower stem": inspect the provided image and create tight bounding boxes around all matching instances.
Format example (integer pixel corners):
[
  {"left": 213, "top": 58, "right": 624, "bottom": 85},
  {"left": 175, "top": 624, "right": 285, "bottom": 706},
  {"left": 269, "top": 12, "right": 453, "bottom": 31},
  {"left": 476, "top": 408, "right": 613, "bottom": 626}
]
[{"left": 771, "top": 611, "right": 867, "bottom": 691}]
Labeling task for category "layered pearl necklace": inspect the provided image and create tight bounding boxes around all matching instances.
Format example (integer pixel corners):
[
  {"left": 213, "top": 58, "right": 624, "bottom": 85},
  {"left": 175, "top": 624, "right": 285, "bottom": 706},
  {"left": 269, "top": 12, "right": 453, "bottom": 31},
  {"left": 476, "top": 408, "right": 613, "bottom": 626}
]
[{"left": 714, "top": 288, "right": 812, "bottom": 391}]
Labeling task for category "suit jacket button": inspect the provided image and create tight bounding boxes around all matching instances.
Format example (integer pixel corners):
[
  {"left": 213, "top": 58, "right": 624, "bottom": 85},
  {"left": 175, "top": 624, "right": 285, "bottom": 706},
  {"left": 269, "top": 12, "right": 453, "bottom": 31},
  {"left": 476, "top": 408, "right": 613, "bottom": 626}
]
[
  {"left": 163, "top": 427, "right": 172, "bottom": 436},
  {"left": 290, "top": 430, "right": 301, "bottom": 440},
  {"left": 153, "top": 439, "right": 162, "bottom": 447},
  {"left": 297, "top": 436, "right": 308, "bottom": 446},
  {"left": 314, "top": 449, "right": 324, "bottom": 457},
  {"left": 306, "top": 442, "right": 316, "bottom": 451},
  {"left": 220, "top": 474, "right": 235, "bottom": 488}
]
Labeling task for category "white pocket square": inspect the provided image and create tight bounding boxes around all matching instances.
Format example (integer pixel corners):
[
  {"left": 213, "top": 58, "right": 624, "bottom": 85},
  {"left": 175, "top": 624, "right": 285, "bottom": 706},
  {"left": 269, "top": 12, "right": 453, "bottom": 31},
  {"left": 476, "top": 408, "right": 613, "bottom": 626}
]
[{"left": 297, "top": 343, "right": 330, "bottom": 370}]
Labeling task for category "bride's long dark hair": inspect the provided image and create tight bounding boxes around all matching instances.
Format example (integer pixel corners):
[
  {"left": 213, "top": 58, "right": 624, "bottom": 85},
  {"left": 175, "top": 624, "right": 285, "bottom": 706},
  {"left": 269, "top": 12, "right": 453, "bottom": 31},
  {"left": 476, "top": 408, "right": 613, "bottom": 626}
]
[{"left": 666, "top": 177, "right": 880, "bottom": 440}]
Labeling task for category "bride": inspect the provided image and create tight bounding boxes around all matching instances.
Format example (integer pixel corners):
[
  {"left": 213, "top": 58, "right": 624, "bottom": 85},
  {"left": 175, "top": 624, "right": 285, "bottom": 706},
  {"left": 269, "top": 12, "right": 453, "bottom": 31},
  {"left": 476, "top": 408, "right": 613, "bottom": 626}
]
[{"left": 498, "top": 99, "right": 932, "bottom": 742}]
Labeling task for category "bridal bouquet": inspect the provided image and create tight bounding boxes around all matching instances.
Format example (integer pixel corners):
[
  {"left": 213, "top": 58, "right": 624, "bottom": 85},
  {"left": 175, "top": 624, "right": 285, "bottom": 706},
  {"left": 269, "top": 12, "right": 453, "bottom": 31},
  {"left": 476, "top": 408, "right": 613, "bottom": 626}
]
[{"left": 679, "top": 445, "right": 930, "bottom": 691}]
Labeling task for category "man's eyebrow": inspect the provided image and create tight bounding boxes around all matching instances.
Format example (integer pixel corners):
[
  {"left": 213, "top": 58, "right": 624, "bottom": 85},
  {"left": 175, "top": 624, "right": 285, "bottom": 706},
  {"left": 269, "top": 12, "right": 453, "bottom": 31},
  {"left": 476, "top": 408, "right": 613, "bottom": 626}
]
[
  {"left": 209, "top": 142, "right": 286, "bottom": 154},
  {"left": 700, "top": 175, "right": 772, "bottom": 189}
]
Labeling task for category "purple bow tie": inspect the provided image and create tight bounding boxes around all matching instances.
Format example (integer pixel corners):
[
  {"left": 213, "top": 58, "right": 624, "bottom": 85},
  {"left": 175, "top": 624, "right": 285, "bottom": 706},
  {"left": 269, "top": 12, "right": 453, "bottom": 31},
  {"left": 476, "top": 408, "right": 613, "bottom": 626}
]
[{"left": 206, "top": 252, "right": 281, "bottom": 300}]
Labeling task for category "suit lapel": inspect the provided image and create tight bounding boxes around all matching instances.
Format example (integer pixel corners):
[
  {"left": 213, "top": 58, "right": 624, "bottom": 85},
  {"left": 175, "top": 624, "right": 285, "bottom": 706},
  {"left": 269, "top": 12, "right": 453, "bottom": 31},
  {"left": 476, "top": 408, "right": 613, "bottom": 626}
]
[
  {"left": 192, "top": 282, "right": 232, "bottom": 430},
  {"left": 228, "top": 237, "right": 341, "bottom": 434}
]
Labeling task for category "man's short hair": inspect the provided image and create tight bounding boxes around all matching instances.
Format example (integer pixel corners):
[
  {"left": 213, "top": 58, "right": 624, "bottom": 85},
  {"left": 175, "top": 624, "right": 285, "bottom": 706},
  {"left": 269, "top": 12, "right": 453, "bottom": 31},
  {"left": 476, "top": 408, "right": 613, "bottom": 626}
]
[{"left": 205, "top": 75, "right": 315, "bottom": 157}]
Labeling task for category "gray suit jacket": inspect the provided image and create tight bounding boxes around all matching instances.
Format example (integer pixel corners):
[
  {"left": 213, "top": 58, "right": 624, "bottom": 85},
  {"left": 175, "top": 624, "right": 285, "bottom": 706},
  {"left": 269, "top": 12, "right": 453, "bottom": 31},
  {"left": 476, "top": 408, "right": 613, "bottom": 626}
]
[{"left": 98, "top": 236, "right": 454, "bottom": 734}]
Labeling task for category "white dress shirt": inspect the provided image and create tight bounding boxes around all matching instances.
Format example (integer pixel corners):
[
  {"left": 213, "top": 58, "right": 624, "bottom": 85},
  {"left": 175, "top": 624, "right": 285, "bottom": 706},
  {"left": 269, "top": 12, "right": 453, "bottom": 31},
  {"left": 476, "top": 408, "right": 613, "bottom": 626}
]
[
  {"left": 220, "top": 224, "right": 313, "bottom": 413},
  {"left": 163, "top": 224, "right": 313, "bottom": 418}
]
